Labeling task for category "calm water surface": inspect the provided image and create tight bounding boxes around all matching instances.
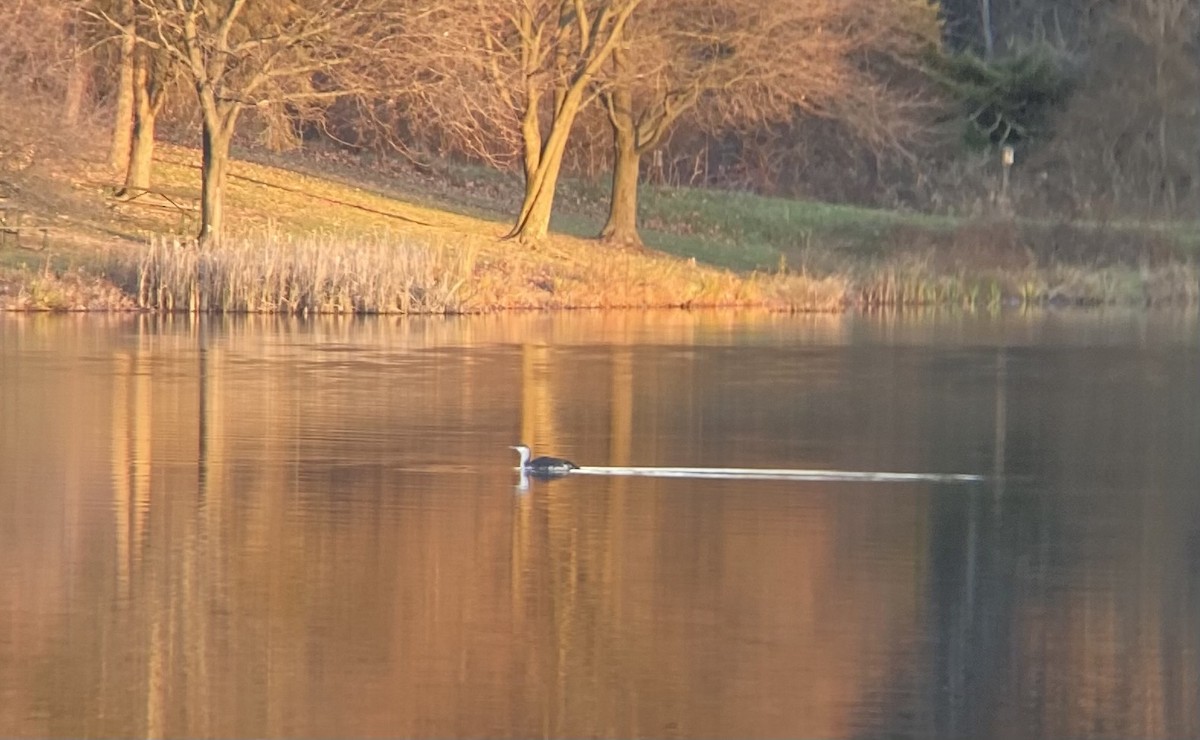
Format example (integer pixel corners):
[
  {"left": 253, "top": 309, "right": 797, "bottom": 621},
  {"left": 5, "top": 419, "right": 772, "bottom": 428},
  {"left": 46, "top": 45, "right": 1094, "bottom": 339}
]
[{"left": 1, "top": 310, "right": 1197, "bottom": 739}]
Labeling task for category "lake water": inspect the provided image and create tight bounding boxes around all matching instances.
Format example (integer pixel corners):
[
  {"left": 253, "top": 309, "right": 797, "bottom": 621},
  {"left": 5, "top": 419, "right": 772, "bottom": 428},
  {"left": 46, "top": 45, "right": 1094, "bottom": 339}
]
[{"left": 1, "top": 310, "right": 1197, "bottom": 739}]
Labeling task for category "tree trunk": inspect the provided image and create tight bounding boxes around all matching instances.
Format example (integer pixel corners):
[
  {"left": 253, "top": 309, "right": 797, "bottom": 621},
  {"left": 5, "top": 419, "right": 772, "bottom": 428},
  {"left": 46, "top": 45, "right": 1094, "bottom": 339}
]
[
  {"left": 979, "top": 0, "right": 994, "bottom": 60},
  {"left": 63, "top": 45, "right": 89, "bottom": 127},
  {"left": 121, "top": 58, "right": 159, "bottom": 195},
  {"left": 519, "top": 88, "right": 543, "bottom": 186},
  {"left": 199, "top": 120, "right": 234, "bottom": 246},
  {"left": 501, "top": 0, "right": 644, "bottom": 243},
  {"left": 109, "top": 11, "right": 136, "bottom": 170},
  {"left": 508, "top": 93, "right": 583, "bottom": 242},
  {"left": 510, "top": 157, "right": 564, "bottom": 241},
  {"left": 599, "top": 106, "right": 643, "bottom": 248}
]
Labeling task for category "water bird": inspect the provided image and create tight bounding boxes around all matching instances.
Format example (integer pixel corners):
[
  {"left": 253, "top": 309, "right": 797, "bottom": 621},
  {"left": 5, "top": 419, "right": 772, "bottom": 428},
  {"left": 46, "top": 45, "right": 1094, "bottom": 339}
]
[{"left": 510, "top": 444, "right": 578, "bottom": 477}]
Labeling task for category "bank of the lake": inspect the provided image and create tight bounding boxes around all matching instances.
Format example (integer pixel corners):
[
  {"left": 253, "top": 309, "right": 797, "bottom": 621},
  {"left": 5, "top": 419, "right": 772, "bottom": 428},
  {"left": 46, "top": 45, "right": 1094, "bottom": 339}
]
[{"left": 1, "top": 144, "right": 1196, "bottom": 313}]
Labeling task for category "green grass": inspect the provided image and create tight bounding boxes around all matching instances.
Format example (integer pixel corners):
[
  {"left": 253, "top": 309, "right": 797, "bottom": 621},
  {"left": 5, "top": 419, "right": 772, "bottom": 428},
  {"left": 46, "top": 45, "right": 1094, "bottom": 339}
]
[
  {"left": 243, "top": 148, "right": 1200, "bottom": 282},
  {"left": 630, "top": 186, "right": 957, "bottom": 265},
  {"left": 249, "top": 150, "right": 963, "bottom": 271}
]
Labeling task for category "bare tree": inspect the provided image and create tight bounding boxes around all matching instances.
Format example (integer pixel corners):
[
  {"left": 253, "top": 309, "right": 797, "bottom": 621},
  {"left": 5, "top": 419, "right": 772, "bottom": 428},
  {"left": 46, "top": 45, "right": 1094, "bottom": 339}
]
[
  {"left": 62, "top": 4, "right": 96, "bottom": 127},
  {"left": 108, "top": 0, "right": 137, "bottom": 169},
  {"left": 979, "top": 0, "right": 994, "bottom": 60},
  {"left": 406, "top": 0, "right": 646, "bottom": 243},
  {"left": 521, "top": 1, "right": 648, "bottom": 242},
  {"left": 597, "top": 0, "right": 941, "bottom": 247},
  {"left": 94, "top": 0, "right": 176, "bottom": 193},
  {"left": 119, "top": 41, "right": 171, "bottom": 194},
  {"left": 0, "top": 1, "right": 75, "bottom": 106},
  {"left": 101, "top": 0, "right": 396, "bottom": 244},
  {"left": 1042, "top": 0, "right": 1199, "bottom": 215},
  {"left": 1112, "top": 0, "right": 1199, "bottom": 213}
]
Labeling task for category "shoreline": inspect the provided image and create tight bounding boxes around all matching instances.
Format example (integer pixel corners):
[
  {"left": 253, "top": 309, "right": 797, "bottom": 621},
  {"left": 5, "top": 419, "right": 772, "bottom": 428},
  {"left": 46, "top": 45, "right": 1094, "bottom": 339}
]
[
  {"left": 3, "top": 248, "right": 1196, "bottom": 314},
  {"left": 1, "top": 144, "right": 1196, "bottom": 314}
]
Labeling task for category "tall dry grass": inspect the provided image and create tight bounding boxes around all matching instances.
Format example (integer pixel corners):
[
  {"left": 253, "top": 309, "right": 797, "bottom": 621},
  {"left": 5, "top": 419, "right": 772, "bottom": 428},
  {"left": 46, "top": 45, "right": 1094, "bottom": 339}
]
[
  {"left": 123, "top": 230, "right": 785, "bottom": 313},
  {"left": 850, "top": 255, "right": 1200, "bottom": 308},
  {"left": 118, "top": 223, "right": 1199, "bottom": 315},
  {"left": 132, "top": 232, "right": 477, "bottom": 314}
]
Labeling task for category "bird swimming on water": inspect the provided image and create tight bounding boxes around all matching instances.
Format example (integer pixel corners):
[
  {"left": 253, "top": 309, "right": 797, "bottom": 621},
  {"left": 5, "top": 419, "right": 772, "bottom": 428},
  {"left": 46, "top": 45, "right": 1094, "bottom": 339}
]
[{"left": 510, "top": 444, "right": 578, "bottom": 477}]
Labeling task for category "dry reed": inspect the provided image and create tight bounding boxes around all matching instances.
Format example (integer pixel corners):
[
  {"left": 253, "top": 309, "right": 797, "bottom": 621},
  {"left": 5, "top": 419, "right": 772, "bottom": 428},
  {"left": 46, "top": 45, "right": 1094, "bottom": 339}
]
[
  {"left": 133, "top": 232, "right": 477, "bottom": 314},
  {"left": 850, "top": 253, "right": 1200, "bottom": 308},
  {"left": 127, "top": 230, "right": 770, "bottom": 313},
  {"left": 119, "top": 229, "right": 1200, "bottom": 315}
]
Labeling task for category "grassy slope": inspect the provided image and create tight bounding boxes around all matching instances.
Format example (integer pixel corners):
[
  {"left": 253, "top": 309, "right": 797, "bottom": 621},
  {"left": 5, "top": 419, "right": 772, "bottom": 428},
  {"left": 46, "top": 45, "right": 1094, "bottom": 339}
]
[
  {"left": 1, "top": 143, "right": 775, "bottom": 311},
  {"left": 250, "top": 148, "right": 959, "bottom": 270},
  {"left": 253, "top": 148, "right": 1198, "bottom": 280},
  {"left": 1, "top": 130, "right": 1197, "bottom": 311}
]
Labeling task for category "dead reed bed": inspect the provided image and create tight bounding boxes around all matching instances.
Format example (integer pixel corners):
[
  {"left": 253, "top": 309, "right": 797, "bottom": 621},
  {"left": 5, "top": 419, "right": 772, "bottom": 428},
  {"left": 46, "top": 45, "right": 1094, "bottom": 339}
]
[
  {"left": 121, "top": 228, "right": 1199, "bottom": 315},
  {"left": 131, "top": 232, "right": 479, "bottom": 314},
  {"left": 127, "top": 230, "right": 782, "bottom": 313},
  {"left": 850, "top": 254, "right": 1200, "bottom": 308},
  {"left": 755, "top": 271, "right": 850, "bottom": 311}
]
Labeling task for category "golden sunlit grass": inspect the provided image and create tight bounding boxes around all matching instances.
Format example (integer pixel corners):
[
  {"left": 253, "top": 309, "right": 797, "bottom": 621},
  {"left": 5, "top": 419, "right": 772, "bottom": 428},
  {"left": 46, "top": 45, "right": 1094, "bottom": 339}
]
[
  {"left": 107, "top": 145, "right": 856, "bottom": 313},
  {"left": 129, "top": 232, "right": 476, "bottom": 313},
  {"left": 3, "top": 135, "right": 1198, "bottom": 312},
  {"left": 124, "top": 226, "right": 804, "bottom": 314}
]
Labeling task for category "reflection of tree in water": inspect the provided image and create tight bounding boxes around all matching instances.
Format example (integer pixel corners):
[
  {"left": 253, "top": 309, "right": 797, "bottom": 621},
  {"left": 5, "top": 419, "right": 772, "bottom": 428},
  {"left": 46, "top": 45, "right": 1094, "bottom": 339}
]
[
  {"left": 519, "top": 343, "right": 562, "bottom": 459},
  {"left": 7, "top": 315, "right": 1199, "bottom": 737},
  {"left": 510, "top": 335, "right": 942, "bottom": 737},
  {"left": 871, "top": 345, "right": 1200, "bottom": 739}
]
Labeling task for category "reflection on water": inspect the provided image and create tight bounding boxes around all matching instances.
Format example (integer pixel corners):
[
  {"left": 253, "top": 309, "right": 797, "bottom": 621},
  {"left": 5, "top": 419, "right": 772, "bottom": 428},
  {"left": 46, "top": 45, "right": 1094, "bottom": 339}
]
[{"left": 0, "top": 311, "right": 1197, "bottom": 738}]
